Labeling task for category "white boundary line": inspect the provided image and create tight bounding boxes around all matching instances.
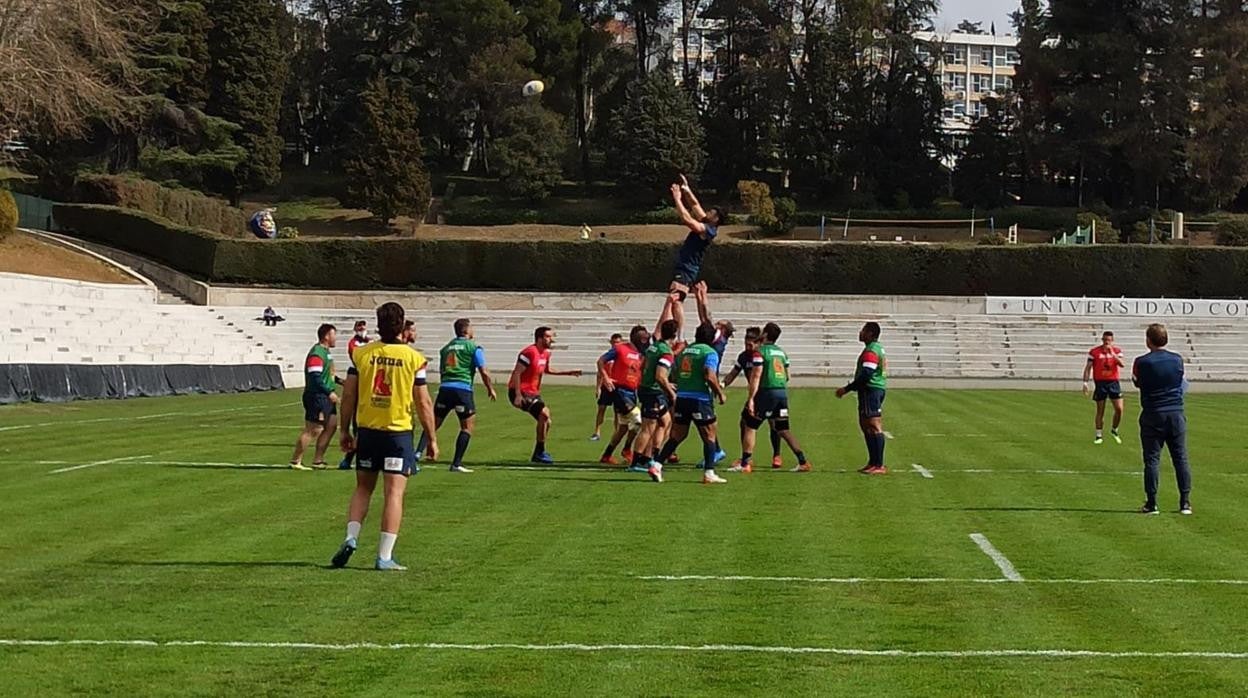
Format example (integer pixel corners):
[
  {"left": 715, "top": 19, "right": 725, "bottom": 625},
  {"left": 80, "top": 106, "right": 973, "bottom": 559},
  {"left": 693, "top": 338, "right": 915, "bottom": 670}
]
[
  {"left": 969, "top": 533, "right": 1025, "bottom": 582},
  {"left": 911, "top": 463, "right": 934, "bottom": 479},
  {"left": 49, "top": 456, "right": 151, "bottom": 475},
  {"left": 0, "top": 403, "right": 294, "bottom": 433},
  {"left": 635, "top": 574, "right": 1248, "bottom": 585},
  {"left": 2, "top": 638, "right": 1247, "bottom": 659}
]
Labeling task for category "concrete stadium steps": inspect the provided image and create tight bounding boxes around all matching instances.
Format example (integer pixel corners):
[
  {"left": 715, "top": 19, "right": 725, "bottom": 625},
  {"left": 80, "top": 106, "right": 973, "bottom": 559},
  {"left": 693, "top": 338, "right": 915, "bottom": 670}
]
[{"left": 211, "top": 307, "right": 1248, "bottom": 385}]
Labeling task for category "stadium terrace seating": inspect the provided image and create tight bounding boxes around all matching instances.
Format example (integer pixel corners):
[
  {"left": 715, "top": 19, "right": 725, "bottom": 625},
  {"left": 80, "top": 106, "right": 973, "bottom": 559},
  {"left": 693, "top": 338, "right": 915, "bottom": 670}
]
[
  {"left": 0, "top": 274, "right": 278, "bottom": 368},
  {"left": 5, "top": 272, "right": 1246, "bottom": 388},
  {"left": 213, "top": 307, "right": 1248, "bottom": 387}
]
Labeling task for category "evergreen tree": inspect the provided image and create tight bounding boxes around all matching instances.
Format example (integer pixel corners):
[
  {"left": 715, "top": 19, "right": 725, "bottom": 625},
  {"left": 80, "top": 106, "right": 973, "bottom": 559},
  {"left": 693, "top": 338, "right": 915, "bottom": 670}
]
[
  {"left": 953, "top": 97, "right": 1014, "bottom": 209},
  {"left": 205, "top": 0, "right": 290, "bottom": 202},
  {"left": 607, "top": 72, "right": 706, "bottom": 190},
  {"left": 339, "top": 77, "right": 431, "bottom": 224},
  {"left": 1189, "top": 1, "right": 1248, "bottom": 209},
  {"left": 493, "top": 102, "right": 569, "bottom": 199}
]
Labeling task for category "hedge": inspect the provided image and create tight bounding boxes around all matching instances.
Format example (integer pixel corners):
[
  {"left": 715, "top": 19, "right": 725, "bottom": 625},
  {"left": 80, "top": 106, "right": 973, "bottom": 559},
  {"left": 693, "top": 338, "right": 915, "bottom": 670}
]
[
  {"left": 71, "top": 174, "right": 247, "bottom": 236},
  {"left": 53, "top": 203, "right": 1248, "bottom": 297},
  {"left": 53, "top": 204, "right": 221, "bottom": 278}
]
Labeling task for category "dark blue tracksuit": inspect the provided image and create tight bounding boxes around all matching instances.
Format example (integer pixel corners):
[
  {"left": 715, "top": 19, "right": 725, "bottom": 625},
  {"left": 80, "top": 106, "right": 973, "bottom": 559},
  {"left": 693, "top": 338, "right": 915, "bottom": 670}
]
[{"left": 1132, "top": 349, "right": 1191, "bottom": 503}]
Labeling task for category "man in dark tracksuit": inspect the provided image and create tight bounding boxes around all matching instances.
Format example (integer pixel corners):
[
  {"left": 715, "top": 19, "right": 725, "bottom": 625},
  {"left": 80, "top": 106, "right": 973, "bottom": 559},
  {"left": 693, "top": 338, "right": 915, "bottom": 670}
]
[{"left": 1131, "top": 323, "right": 1192, "bottom": 515}]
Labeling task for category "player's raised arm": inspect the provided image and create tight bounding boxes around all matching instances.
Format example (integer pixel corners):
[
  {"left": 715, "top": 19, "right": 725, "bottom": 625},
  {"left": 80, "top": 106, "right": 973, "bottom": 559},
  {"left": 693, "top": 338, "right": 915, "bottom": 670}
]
[
  {"left": 339, "top": 373, "right": 359, "bottom": 452},
  {"left": 679, "top": 174, "right": 708, "bottom": 220},
  {"left": 694, "top": 282, "right": 712, "bottom": 325},
  {"left": 672, "top": 183, "right": 708, "bottom": 235},
  {"left": 546, "top": 357, "right": 584, "bottom": 378}
]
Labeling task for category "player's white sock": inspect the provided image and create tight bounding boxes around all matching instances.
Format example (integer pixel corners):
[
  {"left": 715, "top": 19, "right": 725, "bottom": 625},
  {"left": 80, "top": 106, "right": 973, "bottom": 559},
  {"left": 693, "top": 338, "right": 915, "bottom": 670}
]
[
  {"left": 346, "top": 521, "right": 361, "bottom": 543},
  {"left": 378, "top": 532, "right": 398, "bottom": 560},
  {"left": 1095, "top": 430, "right": 1103, "bottom": 438}
]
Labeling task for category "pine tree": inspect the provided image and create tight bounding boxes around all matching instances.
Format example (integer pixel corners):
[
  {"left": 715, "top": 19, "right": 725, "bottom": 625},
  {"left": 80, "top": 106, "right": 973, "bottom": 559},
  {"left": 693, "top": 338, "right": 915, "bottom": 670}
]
[
  {"left": 1189, "top": 1, "right": 1248, "bottom": 209},
  {"left": 493, "top": 102, "right": 569, "bottom": 200},
  {"left": 339, "top": 77, "right": 431, "bottom": 224},
  {"left": 607, "top": 72, "right": 706, "bottom": 190},
  {"left": 205, "top": 0, "right": 290, "bottom": 202},
  {"left": 953, "top": 97, "right": 1014, "bottom": 209}
]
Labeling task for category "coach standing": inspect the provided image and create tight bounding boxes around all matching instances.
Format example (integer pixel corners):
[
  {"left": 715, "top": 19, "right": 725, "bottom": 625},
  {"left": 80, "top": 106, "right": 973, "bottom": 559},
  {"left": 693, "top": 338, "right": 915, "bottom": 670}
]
[{"left": 1131, "top": 323, "right": 1192, "bottom": 516}]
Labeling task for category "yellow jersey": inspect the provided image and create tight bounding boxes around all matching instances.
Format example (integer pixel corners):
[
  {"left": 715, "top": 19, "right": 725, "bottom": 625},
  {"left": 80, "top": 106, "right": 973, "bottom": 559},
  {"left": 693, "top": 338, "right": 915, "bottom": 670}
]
[{"left": 351, "top": 340, "right": 428, "bottom": 432}]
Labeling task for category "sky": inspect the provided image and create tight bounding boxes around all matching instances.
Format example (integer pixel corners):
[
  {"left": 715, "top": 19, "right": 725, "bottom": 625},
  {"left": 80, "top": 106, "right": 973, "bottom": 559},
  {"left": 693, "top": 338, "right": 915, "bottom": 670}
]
[{"left": 935, "top": 0, "right": 1018, "bottom": 34}]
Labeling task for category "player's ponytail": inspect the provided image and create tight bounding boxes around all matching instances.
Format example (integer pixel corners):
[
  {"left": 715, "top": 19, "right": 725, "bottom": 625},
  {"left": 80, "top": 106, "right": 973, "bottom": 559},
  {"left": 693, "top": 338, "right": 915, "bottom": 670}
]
[{"left": 376, "top": 302, "right": 406, "bottom": 343}]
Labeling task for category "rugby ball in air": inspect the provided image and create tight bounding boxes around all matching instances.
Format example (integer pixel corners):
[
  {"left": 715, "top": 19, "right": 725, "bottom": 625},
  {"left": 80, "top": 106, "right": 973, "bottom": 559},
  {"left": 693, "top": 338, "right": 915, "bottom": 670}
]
[{"left": 522, "top": 80, "right": 545, "bottom": 97}]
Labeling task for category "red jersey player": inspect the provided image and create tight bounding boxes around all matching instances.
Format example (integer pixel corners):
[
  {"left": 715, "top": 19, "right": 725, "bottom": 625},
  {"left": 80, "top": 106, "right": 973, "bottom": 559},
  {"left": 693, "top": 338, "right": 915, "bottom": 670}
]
[
  {"left": 347, "top": 320, "right": 370, "bottom": 360},
  {"left": 1082, "top": 330, "right": 1126, "bottom": 444},
  {"left": 508, "top": 326, "right": 583, "bottom": 464},
  {"left": 595, "top": 325, "right": 648, "bottom": 465}
]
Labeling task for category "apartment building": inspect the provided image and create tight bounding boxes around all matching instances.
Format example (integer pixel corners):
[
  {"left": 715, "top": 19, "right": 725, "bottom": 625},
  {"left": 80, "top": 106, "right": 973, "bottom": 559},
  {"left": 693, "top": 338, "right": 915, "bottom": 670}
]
[{"left": 914, "top": 31, "right": 1020, "bottom": 151}]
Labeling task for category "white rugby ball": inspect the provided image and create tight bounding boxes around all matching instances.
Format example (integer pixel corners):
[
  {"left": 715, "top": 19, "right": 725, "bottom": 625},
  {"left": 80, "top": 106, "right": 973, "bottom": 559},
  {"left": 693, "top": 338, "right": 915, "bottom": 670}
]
[{"left": 522, "top": 80, "right": 545, "bottom": 97}]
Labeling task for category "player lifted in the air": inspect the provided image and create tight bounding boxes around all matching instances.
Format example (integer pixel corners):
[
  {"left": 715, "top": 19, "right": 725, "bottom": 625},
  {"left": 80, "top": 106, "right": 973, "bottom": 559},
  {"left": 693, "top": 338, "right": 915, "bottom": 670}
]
[{"left": 666, "top": 175, "right": 726, "bottom": 338}]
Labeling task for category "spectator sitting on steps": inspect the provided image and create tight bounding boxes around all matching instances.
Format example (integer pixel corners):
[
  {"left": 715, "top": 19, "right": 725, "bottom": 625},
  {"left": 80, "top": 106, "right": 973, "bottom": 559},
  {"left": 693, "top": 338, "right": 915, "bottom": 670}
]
[{"left": 262, "top": 306, "right": 285, "bottom": 326}]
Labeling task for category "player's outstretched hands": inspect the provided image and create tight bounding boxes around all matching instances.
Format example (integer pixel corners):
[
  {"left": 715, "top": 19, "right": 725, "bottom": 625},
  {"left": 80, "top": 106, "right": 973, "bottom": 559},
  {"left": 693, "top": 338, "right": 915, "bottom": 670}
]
[
  {"left": 570, "top": 369, "right": 584, "bottom": 377},
  {"left": 835, "top": 387, "right": 847, "bottom": 399},
  {"left": 679, "top": 174, "right": 690, "bottom": 191},
  {"left": 670, "top": 183, "right": 683, "bottom": 201}
]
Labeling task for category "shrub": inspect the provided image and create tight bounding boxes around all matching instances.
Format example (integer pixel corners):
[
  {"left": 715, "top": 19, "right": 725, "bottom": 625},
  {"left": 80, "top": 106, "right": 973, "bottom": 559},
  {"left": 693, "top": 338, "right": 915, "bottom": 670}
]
[
  {"left": 52, "top": 204, "right": 220, "bottom": 277},
  {"left": 493, "top": 103, "right": 568, "bottom": 200},
  {"left": 277, "top": 226, "right": 299, "bottom": 240},
  {"left": 1076, "top": 211, "right": 1119, "bottom": 243},
  {"left": 71, "top": 174, "right": 247, "bottom": 236},
  {"left": 1215, "top": 219, "right": 1248, "bottom": 247},
  {"left": 762, "top": 197, "right": 797, "bottom": 236},
  {"left": 977, "top": 232, "right": 1008, "bottom": 246},
  {"left": 0, "top": 189, "right": 17, "bottom": 240}
]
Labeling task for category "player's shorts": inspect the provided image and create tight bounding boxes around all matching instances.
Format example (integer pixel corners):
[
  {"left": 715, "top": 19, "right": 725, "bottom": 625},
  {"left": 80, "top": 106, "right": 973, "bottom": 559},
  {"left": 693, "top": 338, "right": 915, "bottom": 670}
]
[
  {"left": 639, "top": 389, "right": 670, "bottom": 420},
  {"left": 673, "top": 396, "right": 717, "bottom": 427},
  {"left": 435, "top": 386, "right": 476, "bottom": 420},
  {"left": 1093, "top": 380, "right": 1122, "bottom": 402},
  {"left": 858, "top": 388, "right": 886, "bottom": 419},
  {"left": 354, "top": 428, "right": 417, "bottom": 477},
  {"left": 743, "top": 388, "right": 789, "bottom": 430},
  {"left": 302, "top": 392, "right": 336, "bottom": 425},
  {"left": 612, "top": 387, "right": 639, "bottom": 415},
  {"left": 508, "top": 388, "right": 546, "bottom": 419},
  {"left": 597, "top": 386, "right": 616, "bottom": 407}
]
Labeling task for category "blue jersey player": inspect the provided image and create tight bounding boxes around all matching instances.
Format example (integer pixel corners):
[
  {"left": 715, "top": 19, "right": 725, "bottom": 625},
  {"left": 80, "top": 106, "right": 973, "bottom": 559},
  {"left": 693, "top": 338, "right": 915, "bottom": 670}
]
[{"left": 667, "top": 175, "right": 726, "bottom": 337}]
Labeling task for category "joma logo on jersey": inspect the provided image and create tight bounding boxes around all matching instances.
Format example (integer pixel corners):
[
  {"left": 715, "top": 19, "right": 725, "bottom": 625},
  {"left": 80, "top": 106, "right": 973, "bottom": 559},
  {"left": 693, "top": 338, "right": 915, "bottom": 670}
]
[{"left": 370, "top": 356, "right": 406, "bottom": 367}]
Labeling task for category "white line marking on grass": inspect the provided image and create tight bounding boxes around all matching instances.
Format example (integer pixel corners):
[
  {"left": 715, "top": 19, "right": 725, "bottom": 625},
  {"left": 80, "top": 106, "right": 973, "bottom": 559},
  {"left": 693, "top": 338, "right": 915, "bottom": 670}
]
[
  {"left": 147, "top": 461, "right": 291, "bottom": 469},
  {"left": 2, "top": 638, "right": 1248, "bottom": 659},
  {"left": 636, "top": 574, "right": 1248, "bottom": 586},
  {"left": 911, "top": 463, "right": 934, "bottom": 479},
  {"left": 49, "top": 455, "right": 151, "bottom": 474},
  {"left": 942, "top": 468, "right": 1136, "bottom": 476},
  {"left": 0, "top": 403, "right": 295, "bottom": 433},
  {"left": 969, "top": 533, "right": 1025, "bottom": 582}
]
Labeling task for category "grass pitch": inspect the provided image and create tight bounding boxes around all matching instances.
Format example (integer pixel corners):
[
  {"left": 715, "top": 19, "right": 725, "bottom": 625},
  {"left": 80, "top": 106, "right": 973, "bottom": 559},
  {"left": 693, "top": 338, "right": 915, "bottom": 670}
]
[{"left": 2, "top": 386, "right": 1247, "bottom": 695}]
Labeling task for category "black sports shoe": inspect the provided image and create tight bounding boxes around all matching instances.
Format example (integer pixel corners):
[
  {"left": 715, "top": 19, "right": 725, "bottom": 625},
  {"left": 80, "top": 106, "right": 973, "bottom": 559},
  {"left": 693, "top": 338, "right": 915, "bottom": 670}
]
[
  {"left": 1139, "top": 502, "right": 1159, "bottom": 515},
  {"left": 1180, "top": 501, "right": 1193, "bottom": 516},
  {"left": 331, "top": 539, "right": 357, "bottom": 568}
]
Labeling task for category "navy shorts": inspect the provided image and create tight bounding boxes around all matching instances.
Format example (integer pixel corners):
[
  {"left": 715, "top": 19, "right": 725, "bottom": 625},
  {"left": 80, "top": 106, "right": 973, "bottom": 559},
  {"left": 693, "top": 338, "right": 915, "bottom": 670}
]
[
  {"left": 1093, "top": 380, "right": 1122, "bottom": 402},
  {"left": 639, "top": 390, "right": 670, "bottom": 420},
  {"left": 858, "top": 388, "right": 886, "bottom": 419},
  {"left": 355, "top": 428, "right": 417, "bottom": 477},
  {"left": 302, "top": 392, "right": 336, "bottom": 425},
  {"left": 508, "top": 388, "right": 546, "bottom": 419},
  {"left": 744, "top": 388, "right": 789, "bottom": 429},
  {"left": 435, "top": 386, "right": 477, "bottom": 420},
  {"left": 613, "top": 388, "right": 639, "bottom": 415},
  {"left": 673, "top": 396, "right": 717, "bottom": 426},
  {"left": 671, "top": 266, "right": 700, "bottom": 290},
  {"left": 597, "top": 387, "right": 616, "bottom": 407}
]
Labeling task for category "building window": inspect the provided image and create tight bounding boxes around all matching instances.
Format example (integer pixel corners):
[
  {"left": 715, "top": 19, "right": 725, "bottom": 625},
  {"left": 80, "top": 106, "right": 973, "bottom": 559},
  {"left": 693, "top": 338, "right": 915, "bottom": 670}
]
[
  {"left": 945, "top": 73, "right": 967, "bottom": 91},
  {"left": 953, "top": 103, "right": 967, "bottom": 117},
  {"left": 943, "top": 46, "right": 966, "bottom": 65},
  {"left": 993, "top": 75, "right": 1014, "bottom": 91},
  {"left": 973, "top": 75, "right": 992, "bottom": 93},
  {"left": 994, "top": 46, "right": 1021, "bottom": 67},
  {"left": 979, "top": 48, "right": 993, "bottom": 66}
]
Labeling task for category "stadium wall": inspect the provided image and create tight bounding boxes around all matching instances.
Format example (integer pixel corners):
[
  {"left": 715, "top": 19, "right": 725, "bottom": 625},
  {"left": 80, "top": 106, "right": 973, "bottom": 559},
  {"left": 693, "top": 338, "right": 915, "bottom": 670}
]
[
  {"left": 0, "top": 363, "right": 284, "bottom": 404},
  {"left": 53, "top": 204, "right": 1248, "bottom": 298}
]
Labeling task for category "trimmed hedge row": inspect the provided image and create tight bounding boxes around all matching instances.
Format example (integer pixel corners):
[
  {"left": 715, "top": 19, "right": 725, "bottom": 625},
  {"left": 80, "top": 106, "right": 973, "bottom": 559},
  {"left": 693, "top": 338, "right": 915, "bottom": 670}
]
[
  {"left": 72, "top": 174, "right": 247, "bottom": 236},
  {"left": 53, "top": 204, "right": 221, "bottom": 277},
  {"left": 54, "top": 203, "right": 1248, "bottom": 297}
]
